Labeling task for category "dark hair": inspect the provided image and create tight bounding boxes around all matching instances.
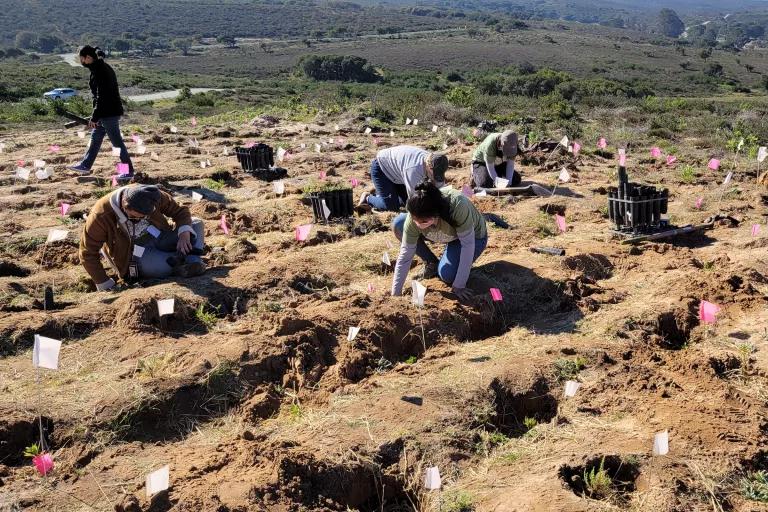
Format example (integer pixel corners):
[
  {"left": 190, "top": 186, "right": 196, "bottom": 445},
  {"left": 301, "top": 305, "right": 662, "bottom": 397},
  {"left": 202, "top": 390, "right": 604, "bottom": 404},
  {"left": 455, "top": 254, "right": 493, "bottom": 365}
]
[
  {"left": 406, "top": 180, "right": 454, "bottom": 227},
  {"left": 79, "top": 45, "right": 105, "bottom": 59}
]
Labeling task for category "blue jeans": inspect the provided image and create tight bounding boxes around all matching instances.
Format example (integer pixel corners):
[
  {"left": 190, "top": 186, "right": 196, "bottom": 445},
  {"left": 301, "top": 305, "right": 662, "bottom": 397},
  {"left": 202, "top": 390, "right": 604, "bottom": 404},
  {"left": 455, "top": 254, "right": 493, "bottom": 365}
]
[
  {"left": 392, "top": 213, "right": 488, "bottom": 284},
  {"left": 80, "top": 116, "right": 134, "bottom": 173},
  {"left": 136, "top": 219, "right": 205, "bottom": 278},
  {"left": 367, "top": 158, "right": 407, "bottom": 211}
]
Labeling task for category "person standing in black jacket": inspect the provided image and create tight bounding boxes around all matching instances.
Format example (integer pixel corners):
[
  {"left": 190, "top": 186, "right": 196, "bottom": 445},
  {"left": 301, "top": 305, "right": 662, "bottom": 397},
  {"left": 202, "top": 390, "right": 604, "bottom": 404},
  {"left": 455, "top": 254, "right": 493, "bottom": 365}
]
[{"left": 68, "top": 45, "right": 134, "bottom": 181}]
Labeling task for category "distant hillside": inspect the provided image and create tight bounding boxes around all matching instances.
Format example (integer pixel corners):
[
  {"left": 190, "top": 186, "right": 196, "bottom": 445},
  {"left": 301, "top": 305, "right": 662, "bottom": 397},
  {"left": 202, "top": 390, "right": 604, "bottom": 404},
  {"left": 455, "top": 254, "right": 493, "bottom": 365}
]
[{"left": 0, "top": 0, "right": 469, "bottom": 47}]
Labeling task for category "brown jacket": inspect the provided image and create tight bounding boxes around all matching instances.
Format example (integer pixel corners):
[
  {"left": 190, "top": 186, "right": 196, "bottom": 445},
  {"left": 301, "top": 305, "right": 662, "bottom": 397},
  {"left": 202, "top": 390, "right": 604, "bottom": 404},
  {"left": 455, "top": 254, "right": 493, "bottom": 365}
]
[{"left": 79, "top": 186, "right": 192, "bottom": 285}]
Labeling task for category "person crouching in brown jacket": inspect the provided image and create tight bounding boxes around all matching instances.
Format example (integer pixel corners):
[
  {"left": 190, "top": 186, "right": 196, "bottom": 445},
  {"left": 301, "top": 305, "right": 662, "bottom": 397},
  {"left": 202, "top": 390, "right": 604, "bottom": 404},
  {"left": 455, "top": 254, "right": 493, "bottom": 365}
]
[{"left": 79, "top": 185, "right": 206, "bottom": 291}]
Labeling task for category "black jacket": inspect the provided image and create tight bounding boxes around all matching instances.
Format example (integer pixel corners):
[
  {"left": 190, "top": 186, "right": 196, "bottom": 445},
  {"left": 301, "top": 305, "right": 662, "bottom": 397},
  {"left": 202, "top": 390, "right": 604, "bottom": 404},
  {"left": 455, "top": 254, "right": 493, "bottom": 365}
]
[{"left": 87, "top": 59, "right": 124, "bottom": 121}]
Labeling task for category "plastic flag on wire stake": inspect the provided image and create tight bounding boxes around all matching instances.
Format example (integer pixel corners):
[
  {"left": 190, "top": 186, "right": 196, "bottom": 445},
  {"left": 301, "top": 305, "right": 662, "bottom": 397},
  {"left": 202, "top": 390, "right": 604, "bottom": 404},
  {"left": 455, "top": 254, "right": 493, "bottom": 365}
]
[
  {"left": 699, "top": 300, "right": 720, "bottom": 324},
  {"left": 424, "top": 467, "right": 441, "bottom": 490},
  {"left": 555, "top": 214, "right": 567, "bottom": 233},
  {"left": 33, "top": 335, "right": 61, "bottom": 370},
  {"left": 752, "top": 224, "right": 760, "bottom": 237},
  {"left": 157, "top": 298, "right": 175, "bottom": 317},
  {"left": 347, "top": 326, "right": 360, "bottom": 342},
  {"left": 146, "top": 465, "right": 170, "bottom": 498},
  {"left": 295, "top": 224, "right": 312, "bottom": 242},
  {"left": 564, "top": 380, "right": 581, "bottom": 398},
  {"left": 412, "top": 280, "right": 427, "bottom": 352},
  {"left": 653, "top": 431, "right": 669, "bottom": 456}
]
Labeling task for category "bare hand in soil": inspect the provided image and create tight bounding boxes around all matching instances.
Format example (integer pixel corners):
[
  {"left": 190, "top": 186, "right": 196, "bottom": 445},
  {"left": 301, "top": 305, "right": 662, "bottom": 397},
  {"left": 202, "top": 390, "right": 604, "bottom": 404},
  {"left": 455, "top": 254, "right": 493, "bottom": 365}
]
[
  {"left": 177, "top": 231, "right": 192, "bottom": 255},
  {"left": 452, "top": 286, "right": 473, "bottom": 302}
]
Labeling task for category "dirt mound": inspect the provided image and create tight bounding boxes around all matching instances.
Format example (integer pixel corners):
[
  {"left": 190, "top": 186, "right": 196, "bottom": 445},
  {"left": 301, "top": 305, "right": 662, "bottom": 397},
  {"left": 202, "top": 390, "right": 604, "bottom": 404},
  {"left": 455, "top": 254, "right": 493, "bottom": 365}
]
[
  {"left": 33, "top": 239, "right": 80, "bottom": 268},
  {"left": 113, "top": 295, "right": 203, "bottom": 334}
]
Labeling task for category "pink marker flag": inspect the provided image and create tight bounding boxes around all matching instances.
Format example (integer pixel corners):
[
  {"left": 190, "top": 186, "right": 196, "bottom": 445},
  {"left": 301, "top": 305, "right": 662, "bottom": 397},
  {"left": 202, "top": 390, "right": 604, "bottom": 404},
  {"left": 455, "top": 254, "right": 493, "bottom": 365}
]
[
  {"left": 598, "top": 137, "right": 607, "bottom": 149},
  {"left": 131, "top": 134, "right": 141, "bottom": 143},
  {"left": 461, "top": 185, "right": 475, "bottom": 198},
  {"left": 17, "top": 159, "right": 26, "bottom": 167},
  {"left": 651, "top": 147, "right": 662, "bottom": 158},
  {"left": 191, "top": 116, "right": 197, "bottom": 127},
  {"left": 111, "top": 175, "right": 118, "bottom": 187},
  {"left": 295, "top": 224, "right": 313, "bottom": 241},
  {"left": 116, "top": 163, "right": 130, "bottom": 175},
  {"left": 708, "top": 158, "right": 720, "bottom": 171},
  {"left": 695, "top": 197, "right": 703, "bottom": 209},
  {"left": 572, "top": 142, "right": 581, "bottom": 156},
  {"left": 490, "top": 288, "right": 503, "bottom": 301},
  {"left": 752, "top": 224, "right": 760, "bottom": 236},
  {"left": 245, "top": 141, "right": 256, "bottom": 148},
  {"left": 32, "top": 453, "right": 54, "bottom": 476},
  {"left": 220, "top": 214, "right": 229, "bottom": 235},
  {"left": 60, "top": 203, "right": 70, "bottom": 216},
  {"left": 699, "top": 300, "right": 721, "bottom": 324},
  {"left": 666, "top": 155, "right": 677, "bottom": 166},
  {"left": 350, "top": 178, "right": 359, "bottom": 187},
  {"left": 618, "top": 148, "right": 627, "bottom": 166},
  {"left": 367, "top": 283, "right": 375, "bottom": 293},
  {"left": 555, "top": 214, "right": 567, "bottom": 233},
  {"left": 319, "top": 170, "right": 327, "bottom": 180}
]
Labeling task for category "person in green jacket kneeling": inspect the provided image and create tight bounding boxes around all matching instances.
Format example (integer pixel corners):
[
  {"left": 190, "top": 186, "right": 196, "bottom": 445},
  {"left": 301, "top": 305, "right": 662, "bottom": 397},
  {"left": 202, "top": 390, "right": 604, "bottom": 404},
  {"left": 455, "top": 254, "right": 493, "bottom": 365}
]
[
  {"left": 391, "top": 180, "right": 488, "bottom": 301},
  {"left": 470, "top": 130, "right": 520, "bottom": 188}
]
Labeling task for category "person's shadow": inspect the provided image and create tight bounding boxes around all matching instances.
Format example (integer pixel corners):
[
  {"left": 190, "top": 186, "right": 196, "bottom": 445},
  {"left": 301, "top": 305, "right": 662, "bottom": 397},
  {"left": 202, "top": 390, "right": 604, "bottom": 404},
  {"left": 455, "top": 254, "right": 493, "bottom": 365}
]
[{"left": 462, "top": 260, "right": 584, "bottom": 335}]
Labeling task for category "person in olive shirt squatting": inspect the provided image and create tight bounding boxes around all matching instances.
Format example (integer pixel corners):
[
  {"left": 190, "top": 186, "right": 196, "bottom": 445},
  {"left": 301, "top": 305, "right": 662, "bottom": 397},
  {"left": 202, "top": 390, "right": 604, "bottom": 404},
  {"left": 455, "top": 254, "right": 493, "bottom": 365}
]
[
  {"left": 470, "top": 130, "right": 520, "bottom": 188},
  {"left": 79, "top": 185, "right": 206, "bottom": 291},
  {"left": 390, "top": 180, "right": 488, "bottom": 301},
  {"left": 68, "top": 45, "right": 135, "bottom": 182}
]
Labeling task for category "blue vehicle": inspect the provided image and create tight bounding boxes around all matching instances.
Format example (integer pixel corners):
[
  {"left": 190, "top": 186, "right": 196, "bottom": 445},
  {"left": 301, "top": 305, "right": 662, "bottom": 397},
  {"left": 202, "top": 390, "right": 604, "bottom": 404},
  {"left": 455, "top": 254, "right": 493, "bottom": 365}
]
[{"left": 43, "top": 88, "right": 78, "bottom": 100}]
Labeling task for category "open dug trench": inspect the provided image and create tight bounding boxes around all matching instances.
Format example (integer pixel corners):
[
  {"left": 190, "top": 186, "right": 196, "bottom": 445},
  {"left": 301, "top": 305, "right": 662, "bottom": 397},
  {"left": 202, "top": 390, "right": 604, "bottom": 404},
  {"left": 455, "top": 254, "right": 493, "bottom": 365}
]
[
  {"left": 562, "top": 253, "right": 614, "bottom": 281},
  {"left": 484, "top": 373, "right": 559, "bottom": 437},
  {"left": 638, "top": 300, "right": 699, "bottom": 350},
  {"left": 0, "top": 260, "right": 30, "bottom": 277},
  {"left": 251, "top": 451, "right": 411, "bottom": 512},
  {"left": 559, "top": 454, "right": 642, "bottom": 505},
  {"left": 0, "top": 415, "right": 54, "bottom": 466}
]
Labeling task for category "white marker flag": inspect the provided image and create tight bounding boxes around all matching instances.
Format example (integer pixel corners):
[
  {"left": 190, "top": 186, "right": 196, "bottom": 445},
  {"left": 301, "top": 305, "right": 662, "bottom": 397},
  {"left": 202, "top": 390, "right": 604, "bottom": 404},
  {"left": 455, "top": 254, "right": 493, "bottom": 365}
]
[
  {"left": 33, "top": 335, "right": 62, "bottom": 370},
  {"left": 191, "top": 191, "right": 203, "bottom": 202},
  {"left": 170, "top": 125, "right": 178, "bottom": 133},
  {"left": 314, "top": 143, "right": 322, "bottom": 153},
  {"left": 723, "top": 171, "right": 733, "bottom": 185},
  {"left": 424, "top": 467, "right": 441, "bottom": 490},
  {"left": 559, "top": 135, "right": 569, "bottom": 148},
  {"left": 33, "top": 159, "right": 46, "bottom": 168},
  {"left": 559, "top": 167, "right": 571, "bottom": 183},
  {"left": 365, "top": 127, "right": 372, "bottom": 135},
  {"left": 146, "top": 465, "right": 170, "bottom": 497},
  {"left": 653, "top": 431, "right": 669, "bottom": 456},
  {"left": 111, "top": 147, "right": 121, "bottom": 157},
  {"left": 405, "top": 118, "right": 412, "bottom": 125},
  {"left": 36, "top": 168, "right": 53, "bottom": 180},
  {"left": 564, "top": 380, "right": 581, "bottom": 397},
  {"left": 413, "top": 119, "right": 419, "bottom": 126},
  {"left": 157, "top": 298, "right": 175, "bottom": 317},
  {"left": 276, "top": 147, "right": 287, "bottom": 162},
  {"left": 16, "top": 168, "right": 30, "bottom": 181},
  {"left": 47, "top": 229, "right": 69, "bottom": 243},
  {"left": 412, "top": 280, "right": 426, "bottom": 307},
  {"left": 273, "top": 181, "right": 285, "bottom": 195},
  {"left": 136, "top": 145, "right": 147, "bottom": 155},
  {"left": 758, "top": 146, "right": 768, "bottom": 163},
  {"left": 382, "top": 251, "right": 391, "bottom": 267},
  {"left": 321, "top": 199, "right": 331, "bottom": 220},
  {"left": 432, "top": 125, "right": 438, "bottom": 133},
  {"left": 347, "top": 326, "right": 360, "bottom": 342}
]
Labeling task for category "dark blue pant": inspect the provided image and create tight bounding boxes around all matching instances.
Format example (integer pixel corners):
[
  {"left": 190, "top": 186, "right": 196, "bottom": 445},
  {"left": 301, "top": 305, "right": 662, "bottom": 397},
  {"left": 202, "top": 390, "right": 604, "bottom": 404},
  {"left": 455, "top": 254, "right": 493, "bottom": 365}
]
[
  {"left": 137, "top": 219, "right": 205, "bottom": 278},
  {"left": 80, "top": 116, "right": 134, "bottom": 173},
  {"left": 366, "top": 158, "right": 407, "bottom": 211},
  {"left": 392, "top": 213, "right": 488, "bottom": 284}
]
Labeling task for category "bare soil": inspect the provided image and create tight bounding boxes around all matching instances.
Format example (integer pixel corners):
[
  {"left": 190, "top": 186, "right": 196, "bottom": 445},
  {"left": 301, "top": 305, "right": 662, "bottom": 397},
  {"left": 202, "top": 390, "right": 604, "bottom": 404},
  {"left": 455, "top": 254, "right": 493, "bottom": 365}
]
[{"left": 1, "top": 117, "right": 767, "bottom": 512}]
